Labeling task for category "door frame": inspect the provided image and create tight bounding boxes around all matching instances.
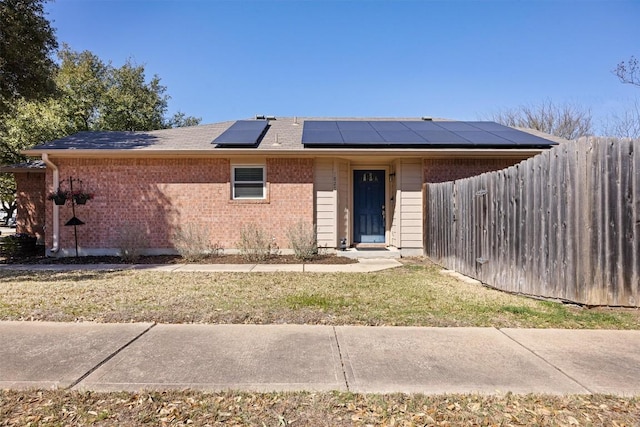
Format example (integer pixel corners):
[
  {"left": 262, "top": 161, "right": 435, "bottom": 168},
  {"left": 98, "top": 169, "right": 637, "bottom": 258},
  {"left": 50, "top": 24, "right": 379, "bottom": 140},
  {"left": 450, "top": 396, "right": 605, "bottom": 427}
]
[{"left": 350, "top": 165, "right": 390, "bottom": 246}]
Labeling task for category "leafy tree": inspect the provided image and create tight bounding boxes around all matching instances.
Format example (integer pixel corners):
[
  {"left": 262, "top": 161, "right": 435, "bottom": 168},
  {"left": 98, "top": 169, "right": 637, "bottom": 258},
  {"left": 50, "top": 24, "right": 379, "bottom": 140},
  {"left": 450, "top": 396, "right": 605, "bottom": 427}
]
[
  {"left": 56, "top": 45, "right": 108, "bottom": 131},
  {"left": 167, "top": 111, "right": 202, "bottom": 128},
  {"left": 491, "top": 100, "right": 593, "bottom": 140},
  {"left": 1, "top": 0, "right": 58, "bottom": 223},
  {"left": 0, "top": 40, "right": 200, "bottom": 220},
  {"left": 54, "top": 46, "right": 201, "bottom": 131},
  {"left": 98, "top": 61, "right": 169, "bottom": 131},
  {"left": 0, "top": 0, "right": 58, "bottom": 113},
  {"left": 0, "top": 174, "right": 16, "bottom": 225},
  {"left": 0, "top": 97, "right": 73, "bottom": 221},
  {"left": 1, "top": 97, "right": 72, "bottom": 164}
]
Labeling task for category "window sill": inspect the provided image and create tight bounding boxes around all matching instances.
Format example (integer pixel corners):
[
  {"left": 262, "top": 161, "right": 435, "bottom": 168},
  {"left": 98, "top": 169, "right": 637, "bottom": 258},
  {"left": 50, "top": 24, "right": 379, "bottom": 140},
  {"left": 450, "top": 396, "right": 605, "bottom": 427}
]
[{"left": 228, "top": 198, "right": 270, "bottom": 205}]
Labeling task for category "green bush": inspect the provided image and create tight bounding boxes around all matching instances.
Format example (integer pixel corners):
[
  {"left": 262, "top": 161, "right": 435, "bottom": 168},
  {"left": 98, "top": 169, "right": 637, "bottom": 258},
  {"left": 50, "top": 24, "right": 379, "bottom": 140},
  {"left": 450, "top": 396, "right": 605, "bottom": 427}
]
[{"left": 0, "top": 233, "right": 39, "bottom": 259}]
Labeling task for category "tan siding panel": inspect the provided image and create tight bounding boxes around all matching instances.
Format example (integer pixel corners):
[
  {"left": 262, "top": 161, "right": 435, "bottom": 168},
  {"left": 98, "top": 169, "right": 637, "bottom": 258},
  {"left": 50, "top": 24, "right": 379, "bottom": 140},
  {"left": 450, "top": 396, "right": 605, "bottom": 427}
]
[
  {"left": 401, "top": 219, "right": 423, "bottom": 227},
  {"left": 399, "top": 161, "right": 424, "bottom": 249},
  {"left": 315, "top": 159, "right": 336, "bottom": 247},
  {"left": 337, "top": 160, "right": 349, "bottom": 244},
  {"left": 316, "top": 210, "right": 335, "bottom": 220},
  {"left": 402, "top": 204, "right": 423, "bottom": 213},
  {"left": 402, "top": 196, "right": 422, "bottom": 206}
]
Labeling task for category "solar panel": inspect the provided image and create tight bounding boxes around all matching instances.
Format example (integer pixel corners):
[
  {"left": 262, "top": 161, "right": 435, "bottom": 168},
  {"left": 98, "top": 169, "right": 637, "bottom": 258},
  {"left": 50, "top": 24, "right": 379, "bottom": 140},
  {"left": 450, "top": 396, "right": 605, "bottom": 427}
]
[
  {"left": 336, "top": 121, "right": 374, "bottom": 131},
  {"left": 402, "top": 121, "right": 445, "bottom": 131},
  {"left": 342, "top": 130, "right": 384, "bottom": 143},
  {"left": 213, "top": 120, "right": 269, "bottom": 146},
  {"left": 301, "top": 120, "right": 558, "bottom": 148},
  {"left": 304, "top": 120, "right": 339, "bottom": 130},
  {"left": 415, "top": 130, "right": 470, "bottom": 144},
  {"left": 455, "top": 131, "right": 513, "bottom": 145},
  {"left": 302, "top": 121, "right": 345, "bottom": 145},
  {"left": 370, "top": 121, "right": 410, "bottom": 132},
  {"left": 302, "top": 129, "right": 344, "bottom": 144},
  {"left": 436, "top": 122, "right": 479, "bottom": 132},
  {"left": 490, "top": 130, "right": 555, "bottom": 145},
  {"left": 464, "top": 121, "right": 511, "bottom": 131},
  {"left": 378, "top": 130, "right": 425, "bottom": 143}
]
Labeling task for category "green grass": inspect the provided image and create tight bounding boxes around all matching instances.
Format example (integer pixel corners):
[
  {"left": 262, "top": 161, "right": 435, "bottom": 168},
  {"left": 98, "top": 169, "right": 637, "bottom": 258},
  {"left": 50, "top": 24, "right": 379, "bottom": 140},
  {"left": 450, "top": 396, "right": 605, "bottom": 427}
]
[
  {"left": 0, "top": 264, "right": 638, "bottom": 328},
  {"left": 284, "top": 293, "right": 349, "bottom": 310}
]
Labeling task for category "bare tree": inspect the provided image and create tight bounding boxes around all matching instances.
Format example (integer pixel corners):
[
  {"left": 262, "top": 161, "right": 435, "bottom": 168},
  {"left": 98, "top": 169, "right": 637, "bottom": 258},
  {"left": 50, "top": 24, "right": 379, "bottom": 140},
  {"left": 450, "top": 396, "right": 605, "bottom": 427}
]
[
  {"left": 602, "top": 99, "right": 640, "bottom": 139},
  {"left": 606, "top": 56, "right": 640, "bottom": 138},
  {"left": 491, "top": 100, "right": 593, "bottom": 140},
  {"left": 614, "top": 56, "right": 639, "bottom": 87}
]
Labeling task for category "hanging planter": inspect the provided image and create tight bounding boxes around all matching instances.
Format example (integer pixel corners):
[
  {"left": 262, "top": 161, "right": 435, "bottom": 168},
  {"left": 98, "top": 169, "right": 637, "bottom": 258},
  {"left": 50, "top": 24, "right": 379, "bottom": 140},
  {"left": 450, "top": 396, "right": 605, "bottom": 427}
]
[
  {"left": 47, "top": 189, "right": 69, "bottom": 205},
  {"left": 71, "top": 191, "right": 94, "bottom": 205}
]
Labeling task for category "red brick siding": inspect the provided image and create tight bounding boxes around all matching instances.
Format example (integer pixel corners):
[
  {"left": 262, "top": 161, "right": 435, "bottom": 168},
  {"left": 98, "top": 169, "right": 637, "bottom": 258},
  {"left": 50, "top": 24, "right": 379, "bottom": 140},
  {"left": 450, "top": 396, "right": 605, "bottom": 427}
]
[
  {"left": 423, "top": 158, "right": 523, "bottom": 183},
  {"left": 15, "top": 173, "right": 46, "bottom": 239},
  {"left": 45, "top": 158, "right": 314, "bottom": 251}
]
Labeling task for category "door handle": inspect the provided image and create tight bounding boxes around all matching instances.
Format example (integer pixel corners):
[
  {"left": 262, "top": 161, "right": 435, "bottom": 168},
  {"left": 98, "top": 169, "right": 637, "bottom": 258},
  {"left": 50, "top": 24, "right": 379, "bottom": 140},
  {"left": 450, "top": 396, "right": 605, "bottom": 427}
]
[{"left": 382, "top": 205, "right": 386, "bottom": 221}]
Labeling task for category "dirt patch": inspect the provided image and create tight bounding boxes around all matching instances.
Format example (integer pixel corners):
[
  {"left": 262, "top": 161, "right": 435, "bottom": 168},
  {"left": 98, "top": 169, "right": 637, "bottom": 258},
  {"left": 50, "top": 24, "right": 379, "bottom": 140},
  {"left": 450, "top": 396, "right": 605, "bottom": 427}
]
[{"left": 2, "top": 253, "right": 358, "bottom": 265}]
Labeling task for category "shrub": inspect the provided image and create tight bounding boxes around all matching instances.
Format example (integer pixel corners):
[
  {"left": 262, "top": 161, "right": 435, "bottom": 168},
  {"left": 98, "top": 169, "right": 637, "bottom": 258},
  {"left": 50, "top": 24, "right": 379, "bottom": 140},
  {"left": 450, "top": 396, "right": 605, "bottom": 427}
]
[
  {"left": 286, "top": 220, "right": 318, "bottom": 260},
  {"left": 172, "top": 224, "right": 223, "bottom": 262},
  {"left": 237, "top": 223, "right": 277, "bottom": 262},
  {"left": 0, "top": 233, "right": 39, "bottom": 259},
  {"left": 117, "top": 223, "right": 147, "bottom": 263}
]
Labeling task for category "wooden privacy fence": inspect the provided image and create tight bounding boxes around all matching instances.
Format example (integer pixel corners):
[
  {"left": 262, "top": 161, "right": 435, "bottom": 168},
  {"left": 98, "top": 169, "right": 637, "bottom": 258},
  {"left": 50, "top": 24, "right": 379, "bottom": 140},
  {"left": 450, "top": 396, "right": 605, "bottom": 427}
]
[{"left": 425, "top": 138, "right": 640, "bottom": 307}]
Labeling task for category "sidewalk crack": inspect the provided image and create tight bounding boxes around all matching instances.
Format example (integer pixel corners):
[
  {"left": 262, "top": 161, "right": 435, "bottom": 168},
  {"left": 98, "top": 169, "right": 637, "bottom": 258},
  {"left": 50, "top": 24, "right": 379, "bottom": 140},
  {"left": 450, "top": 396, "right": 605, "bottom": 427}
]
[
  {"left": 497, "top": 328, "right": 594, "bottom": 394},
  {"left": 332, "top": 326, "right": 350, "bottom": 391},
  {"left": 67, "top": 323, "right": 156, "bottom": 390}
]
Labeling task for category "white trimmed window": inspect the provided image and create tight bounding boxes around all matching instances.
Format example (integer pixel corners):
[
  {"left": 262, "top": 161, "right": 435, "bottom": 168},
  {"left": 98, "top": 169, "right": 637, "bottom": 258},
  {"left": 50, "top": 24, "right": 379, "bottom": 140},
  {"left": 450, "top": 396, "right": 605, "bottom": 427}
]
[{"left": 232, "top": 165, "right": 266, "bottom": 199}]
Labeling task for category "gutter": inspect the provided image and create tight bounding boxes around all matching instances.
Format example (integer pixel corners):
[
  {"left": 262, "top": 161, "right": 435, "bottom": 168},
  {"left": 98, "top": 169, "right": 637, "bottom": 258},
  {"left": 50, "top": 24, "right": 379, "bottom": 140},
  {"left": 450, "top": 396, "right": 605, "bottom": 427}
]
[
  {"left": 22, "top": 147, "right": 548, "bottom": 160},
  {"left": 41, "top": 153, "right": 59, "bottom": 254}
]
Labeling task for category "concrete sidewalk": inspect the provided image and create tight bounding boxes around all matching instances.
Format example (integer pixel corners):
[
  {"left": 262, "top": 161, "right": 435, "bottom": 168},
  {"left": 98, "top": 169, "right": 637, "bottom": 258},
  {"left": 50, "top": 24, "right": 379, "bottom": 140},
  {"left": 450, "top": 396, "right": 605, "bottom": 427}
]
[
  {"left": 0, "top": 258, "right": 402, "bottom": 273},
  {"left": 2, "top": 322, "right": 639, "bottom": 395}
]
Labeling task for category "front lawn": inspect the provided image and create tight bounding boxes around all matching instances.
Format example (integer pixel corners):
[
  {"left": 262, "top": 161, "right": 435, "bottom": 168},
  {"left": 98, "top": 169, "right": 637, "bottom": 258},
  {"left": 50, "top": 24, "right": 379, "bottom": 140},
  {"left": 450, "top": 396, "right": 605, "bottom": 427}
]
[{"left": 0, "top": 263, "right": 638, "bottom": 328}]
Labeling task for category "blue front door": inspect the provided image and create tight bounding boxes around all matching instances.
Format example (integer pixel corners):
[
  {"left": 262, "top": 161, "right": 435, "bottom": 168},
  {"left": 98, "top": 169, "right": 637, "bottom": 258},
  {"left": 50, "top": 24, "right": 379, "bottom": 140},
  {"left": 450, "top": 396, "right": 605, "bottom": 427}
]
[{"left": 353, "top": 170, "right": 385, "bottom": 243}]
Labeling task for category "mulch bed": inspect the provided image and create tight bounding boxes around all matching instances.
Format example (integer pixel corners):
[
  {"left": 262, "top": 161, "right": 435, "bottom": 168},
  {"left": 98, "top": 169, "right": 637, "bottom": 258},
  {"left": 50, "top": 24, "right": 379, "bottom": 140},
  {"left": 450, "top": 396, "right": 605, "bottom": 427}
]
[{"left": 1, "top": 253, "right": 358, "bottom": 265}]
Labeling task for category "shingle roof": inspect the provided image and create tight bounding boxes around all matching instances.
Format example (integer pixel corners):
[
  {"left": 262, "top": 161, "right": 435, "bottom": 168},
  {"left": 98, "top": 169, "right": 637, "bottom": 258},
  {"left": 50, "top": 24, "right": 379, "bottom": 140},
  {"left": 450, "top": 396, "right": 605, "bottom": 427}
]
[
  {"left": 0, "top": 160, "right": 46, "bottom": 173},
  {"left": 25, "top": 117, "right": 565, "bottom": 153}
]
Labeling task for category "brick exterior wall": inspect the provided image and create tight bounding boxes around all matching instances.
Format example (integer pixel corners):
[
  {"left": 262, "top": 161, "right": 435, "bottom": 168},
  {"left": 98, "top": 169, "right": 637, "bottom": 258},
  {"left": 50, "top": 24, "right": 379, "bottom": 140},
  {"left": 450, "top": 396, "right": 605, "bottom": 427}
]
[
  {"left": 15, "top": 172, "right": 46, "bottom": 241},
  {"left": 45, "top": 157, "right": 314, "bottom": 253},
  {"left": 423, "top": 158, "right": 524, "bottom": 183}
]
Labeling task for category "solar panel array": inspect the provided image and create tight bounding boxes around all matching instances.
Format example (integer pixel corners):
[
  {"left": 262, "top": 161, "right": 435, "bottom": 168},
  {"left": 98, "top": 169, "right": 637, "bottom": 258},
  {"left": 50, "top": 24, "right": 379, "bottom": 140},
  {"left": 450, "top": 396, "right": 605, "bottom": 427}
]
[
  {"left": 302, "top": 121, "right": 557, "bottom": 148},
  {"left": 213, "top": 120, "right": 269, "bottom": 146}
]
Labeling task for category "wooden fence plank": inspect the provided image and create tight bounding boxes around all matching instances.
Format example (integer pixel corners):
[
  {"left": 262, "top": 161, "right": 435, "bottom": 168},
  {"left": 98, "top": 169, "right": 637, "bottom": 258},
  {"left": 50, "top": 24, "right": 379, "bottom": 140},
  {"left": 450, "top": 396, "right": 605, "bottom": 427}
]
[
  {"left": 424, "top": 138, "right": 639, "bottom": 307},
  {"left": 633, "top": 139, "right": 640, "bottom": 306},
  {"left": 620, "top": 140, "right": 635, "bottom": 306},
  {"left": 606, "top": 140, "right": 619, "bottom": 305}
]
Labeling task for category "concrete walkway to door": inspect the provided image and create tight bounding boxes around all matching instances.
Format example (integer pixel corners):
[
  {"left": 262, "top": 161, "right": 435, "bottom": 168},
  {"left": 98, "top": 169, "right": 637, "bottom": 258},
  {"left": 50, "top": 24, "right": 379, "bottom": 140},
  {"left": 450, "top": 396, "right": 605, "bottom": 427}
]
[{"left": 0, "top": 258, "right": 402, "bottom": 273}]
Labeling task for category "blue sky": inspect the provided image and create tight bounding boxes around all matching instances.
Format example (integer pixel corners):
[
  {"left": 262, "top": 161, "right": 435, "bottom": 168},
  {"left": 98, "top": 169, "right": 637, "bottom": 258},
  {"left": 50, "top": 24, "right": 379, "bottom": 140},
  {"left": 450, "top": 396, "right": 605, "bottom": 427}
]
[{"left": 45, "top": 0, "right": 639, "bottom": 131}]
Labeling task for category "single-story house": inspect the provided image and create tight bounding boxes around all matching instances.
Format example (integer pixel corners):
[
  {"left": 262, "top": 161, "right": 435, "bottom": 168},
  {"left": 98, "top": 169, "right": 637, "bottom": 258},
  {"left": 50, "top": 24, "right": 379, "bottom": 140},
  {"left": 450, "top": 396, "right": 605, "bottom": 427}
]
[{"left": 6, "top": 117, "right": 563, "bottom": 257}]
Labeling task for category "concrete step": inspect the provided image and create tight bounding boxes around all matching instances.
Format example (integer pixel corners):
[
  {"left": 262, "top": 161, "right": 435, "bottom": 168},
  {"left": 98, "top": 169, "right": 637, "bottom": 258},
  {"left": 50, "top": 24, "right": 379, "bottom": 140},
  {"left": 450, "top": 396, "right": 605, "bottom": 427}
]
[{"left": 336, "top": 248, "right": 401, "bottom": 259}]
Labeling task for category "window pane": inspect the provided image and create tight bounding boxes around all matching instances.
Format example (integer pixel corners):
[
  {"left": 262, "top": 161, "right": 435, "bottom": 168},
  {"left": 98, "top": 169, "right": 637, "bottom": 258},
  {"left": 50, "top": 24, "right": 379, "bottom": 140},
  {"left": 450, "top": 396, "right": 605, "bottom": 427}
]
[
  {"left": 235, "top": 167, "right": 263, "bottom": 182},
  {"left": 234, "top": 183, "right": 264, "bottom": 198}
]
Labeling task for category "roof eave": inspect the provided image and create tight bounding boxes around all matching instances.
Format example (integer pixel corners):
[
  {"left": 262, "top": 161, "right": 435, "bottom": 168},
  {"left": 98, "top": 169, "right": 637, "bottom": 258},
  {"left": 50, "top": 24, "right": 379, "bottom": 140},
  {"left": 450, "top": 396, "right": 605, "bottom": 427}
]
[
  {"left": 0, "top": 166, "right": 46, "bottom": 173},
  {"left": 23, "top": 147, "right": 548, "bottom": 159}
]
